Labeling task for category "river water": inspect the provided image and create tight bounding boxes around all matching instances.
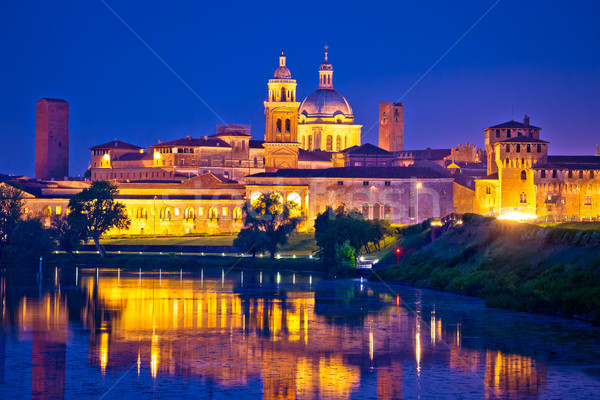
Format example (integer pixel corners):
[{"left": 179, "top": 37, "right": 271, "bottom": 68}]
[{"left": 1, "top": 265, "right": 599, "bottom": 399}]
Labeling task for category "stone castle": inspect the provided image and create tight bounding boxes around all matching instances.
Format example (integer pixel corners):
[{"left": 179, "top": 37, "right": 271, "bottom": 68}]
[{"left": 4, "top": 49, "right": 600, "bottom": 236}]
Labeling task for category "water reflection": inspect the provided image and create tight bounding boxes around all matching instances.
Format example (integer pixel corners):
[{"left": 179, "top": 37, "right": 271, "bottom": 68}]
[{"left": 0, "top": 267, "right": 597, "bottom": 399}]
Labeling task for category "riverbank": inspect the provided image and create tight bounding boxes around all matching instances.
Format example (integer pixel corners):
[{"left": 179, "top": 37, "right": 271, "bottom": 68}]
[
  {"left": 44, "top": 252, "right": 326, "bottom": 273},
  {"left": 375, "top": 215, "right": 600, "bottom": 325}
]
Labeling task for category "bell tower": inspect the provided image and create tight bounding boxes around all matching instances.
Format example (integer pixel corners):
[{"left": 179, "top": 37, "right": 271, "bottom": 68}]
[{"left": 263, "top": 52, "right": 300, "bottom": 171}]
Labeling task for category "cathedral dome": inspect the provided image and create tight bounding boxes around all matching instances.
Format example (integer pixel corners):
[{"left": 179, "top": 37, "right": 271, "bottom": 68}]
[
  {"left": 274, "top": 65, "right": 292, "bottom": 79},
  {"left": 299, "top": 89, "right": 353, "bottom": 118}
]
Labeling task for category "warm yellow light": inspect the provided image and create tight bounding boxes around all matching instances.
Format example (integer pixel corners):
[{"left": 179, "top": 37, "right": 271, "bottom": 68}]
[
  {"left": 154, "top": 152, "right": 160, "bottom": 160},
  {"left": 103, "top": 154, "right": 110, "bottom": 161},
  {"left": 417, "top": 182, "right": 422, "bottom": 189},
  {"left": 497, "top": 211, "right": 537, "bottom": 221}
]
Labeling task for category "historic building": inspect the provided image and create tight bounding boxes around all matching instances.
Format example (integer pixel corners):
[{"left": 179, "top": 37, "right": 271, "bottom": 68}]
[
  {"left": 475, "top": 116, "right": 600, "bottom": 220},
  {"left": 35, "top": 98, "right": 69, "bottom": 180},
  {"left": 297, "top": 48, "right": 362, "bottom": 152},
  {"left": 378, "top": 102, "right": 404, "bottom": 152}
]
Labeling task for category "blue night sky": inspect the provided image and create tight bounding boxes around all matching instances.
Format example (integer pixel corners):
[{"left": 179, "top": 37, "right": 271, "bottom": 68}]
[{"left": 1, "top": 0, "right": 599, "bottom": 177}]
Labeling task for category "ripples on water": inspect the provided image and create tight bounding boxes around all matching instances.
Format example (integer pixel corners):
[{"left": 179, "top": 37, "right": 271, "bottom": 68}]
[{"left": 1, "top": 266, "right": 599, "bottom": 399}]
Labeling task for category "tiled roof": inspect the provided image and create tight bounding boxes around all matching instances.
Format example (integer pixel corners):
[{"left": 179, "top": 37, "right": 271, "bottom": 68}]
[
  {"left": 150, "top": 137, "right": 231, "bottom": 148},
  {"left": 477, "top": 172, "right": 499, "bottom": 180},
  {"left": 249, "top": 140, "right": 265, "bottom": 149},
  {"left": 39, "top": 98, "right": 68, "bottom": 103},
  {"left": 533, "top": 155, "right": 600, "bottom": 170},
  {"left": 498, "top": 136, "right": 549, "bottom": 144},
  {"left": 486, "top": 120, "right": 541, "bottom": 130},
  {"left": 394, "top": 148, "right": 452, "bottom": 160},
  {"left": 342, "top": 143, "right": 392, "bottom": 156},
  {"left": 90, "top": 140, "right": 142, "bottom": 150},
  {"left": 298, "top": 149, "right": 332, "bottom": 162},
  {"left": 115, "top": 152, "right": 153, "bottom": 161},
  {"left": 248, "top": 166, "right": 453, "bottom": 180}
]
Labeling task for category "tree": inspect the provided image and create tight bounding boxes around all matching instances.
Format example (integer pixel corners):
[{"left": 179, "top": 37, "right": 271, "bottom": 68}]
[
  {"left": 50, "top": 215, "right": 85, "bottom": 257},
  {"left": 0, "top": 183, "right": 24, "bottom": 255},
  {"left": 239, "top": 193, "right": 300, "bottom": 259},
  {"left": 315, "top": 205, "right": 389, "bottom": 268},
  {"left": 233, "top": 227, "right": 268, "bottom": 259},
  {"left": 2, "top": 218, "right": 54, "bottom": 263},
  {"left": 67, "top": 181, "right": 130, "bottom": 257}
]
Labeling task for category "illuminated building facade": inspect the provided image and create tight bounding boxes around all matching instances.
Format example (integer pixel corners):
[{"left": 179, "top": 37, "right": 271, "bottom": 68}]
[{"left": 475, "top": 116, "right": 600, "bottom": 220}]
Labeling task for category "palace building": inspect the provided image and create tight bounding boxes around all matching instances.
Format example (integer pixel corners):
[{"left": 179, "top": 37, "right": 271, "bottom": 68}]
[{"left": 6, "top": 48, "right": 599, "bottom": 238}]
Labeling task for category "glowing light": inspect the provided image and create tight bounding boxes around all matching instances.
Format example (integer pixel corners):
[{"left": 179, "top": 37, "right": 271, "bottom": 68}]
[
  {"left": 417, "top": 182, "right": 422, "bottom": 189},
  {"left": 497, "top": 211, "right": 537, "bottom": 221},
  {"left": 99, "top": 332, "right": 109, "bottom": 376},
  {"left": 153, "top": 151, "right": 160, "bottom": 160},
  {"left": 103, "top": 153, "right": 110, "bottom": 161}
]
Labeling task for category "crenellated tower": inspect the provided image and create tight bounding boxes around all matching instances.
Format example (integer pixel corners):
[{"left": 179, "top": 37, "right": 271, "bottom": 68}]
[{"left": 263, "top": 52, "right": 300, "bottom": 170}]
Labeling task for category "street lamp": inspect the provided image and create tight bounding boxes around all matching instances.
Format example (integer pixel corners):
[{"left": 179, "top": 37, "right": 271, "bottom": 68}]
[
  {"left": 395, "top": 247, "right": 401, "bottom": 265},
  {"left": 416, "top": 182, "right": 422, "bottom": 223}
]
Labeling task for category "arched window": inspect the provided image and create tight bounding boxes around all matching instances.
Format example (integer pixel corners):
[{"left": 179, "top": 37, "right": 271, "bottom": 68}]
[
  {"left": 372, "top": 203, "right": 381, "bottom": 219},
  {"left": 506, "top": 144, "right": 510, "bottom": 153},
  {"left": 520, "top": 192, "right": 527, "bottom": 203},
  {"left": 516, "top": 144, "right": 521, "bottom": 153},
  {"left": 384, "top": 203, "right": 392, "bottom": 220},
  {"left": 326, "top": 135, "right": 333, "bottom": 151},
  {"left": 233, "top": 207, "right": 243, "bottom": 221},
  {"left": 286, "top": 192, "right": 301, "bottom": 207},
  {"left": 521, "top": 170, "right": 527, "bottom": 180},
  {"left": 184, "top": 207, "right": 195, "bottom": 220},
  {"left": 505, "top": 158, "right": 510, "bottom": 167},
  {"left": 361, "top": 203, "right": 370, "bottom": 219},
  {"left": 285, "top": 119, "right": 291, "bottom": 133},
  {"left": 208, "top": 207, "right": 218, "bottom": 221},
  {"left": 276, "top": 119, "right": 282, "bottom": 133},
  {"left": 506, "top": 129, "right": 511, "bottom": 138},
  {"left": 336, "top": 136, "right": 341, "bottom": 152},
  {"left": 308, "top": 135, "right": 313, "bottom": 150}
]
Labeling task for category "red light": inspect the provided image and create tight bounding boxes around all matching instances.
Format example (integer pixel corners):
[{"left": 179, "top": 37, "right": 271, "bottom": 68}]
[
  {"left": 396, "top": 294, "right": 401, "bottom": 307},
  {"left": 395, "top": 248, "right": 401, "bottom": 254}
]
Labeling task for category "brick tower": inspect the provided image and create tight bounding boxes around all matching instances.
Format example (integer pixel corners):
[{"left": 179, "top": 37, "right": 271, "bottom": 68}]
[
  {"left": 35, "top": 98, "right": 69, "bottom": 180},
  {"left": 378, "top": 102, "right": 404, "bottom": 152}
]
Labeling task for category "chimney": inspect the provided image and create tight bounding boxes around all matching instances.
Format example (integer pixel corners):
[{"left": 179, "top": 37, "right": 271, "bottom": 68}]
[
  {"left": 524, "top": 115, "right": 530, "bottom": 126},
  {"left": 158, "top": 139, "right": 162, "bottom": 144},
  {"left": 186, "top": 135, "right": 192, "bottom": 140}
]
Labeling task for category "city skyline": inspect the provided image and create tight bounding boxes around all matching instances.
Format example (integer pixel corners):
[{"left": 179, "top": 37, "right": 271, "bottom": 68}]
[{"left": 1, "top": 0, "right": 599, "bottom": 176}]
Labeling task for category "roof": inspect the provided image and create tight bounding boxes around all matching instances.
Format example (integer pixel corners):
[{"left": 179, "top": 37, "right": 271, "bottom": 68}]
[
  {"left": 248, "top": 166, "right": 454, "bottom": 180},
  {"left": 342, "top": 143, "right": 392, "bottom": 156},
  {"left": 249, "top": 140, "right": 265, "bottom": 149},
  {"left": 299, "top": 88, "right": 353, "bottom": 117},
  {"left": 209, "top": 131, "right": 251, "bottom": 138},
  {"left": 39, "top": 98, "right": 68, "bottom": 103},
  {"left": 497, "top": 136, "right": 549, "bottom": 144},
  {"left": 298, "top": 149, "right": 333, "bottom": 162},
  {"left": 477, "top": 172, "right": 499, "bottom": 180},
  {"left": 90, "top": 140, "right": 142, "bottom": 150},
  {"left": 115, "top": 152, "right": 153, "bottom": 161},
  {"left": 394, "top": 148, "right": 452, "bottom": 160},
  {"left": 533, "top": 155, "right": 600, "bottom": 170},
  {"left": 486, "top": 120, "right": 541, "bottom": 130},
  {"left": 150, "top": 137, "right": 230, "bottom": 148}
]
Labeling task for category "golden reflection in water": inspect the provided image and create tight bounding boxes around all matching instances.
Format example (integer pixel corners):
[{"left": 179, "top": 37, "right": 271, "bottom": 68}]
[
  {"left": 484, "top": 350, "right": 547, "bottom": 399},
  {"left": 5, "top": 270, "right": 551, "bottom": 400}
]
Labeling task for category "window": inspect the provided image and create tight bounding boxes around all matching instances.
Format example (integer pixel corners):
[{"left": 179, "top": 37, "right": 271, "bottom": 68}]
[
  {"left": 516, "top": 144, "right": 521, "bottom": 153},
  {"left": 506, "top": 144, "right": 510, "bottom": 153},
  {"left": 326, "top": 135, "right": 333, "bottom": 151},
  {"left": 518, "top": 130, "right": 522, "bottom": 136},
  {"left": 552, "top": 170, "right": 557, "bottom": 178},
  {"left": 56, "top": 206, "right": 62, "bottom": 215},
  {"left": 198, "top": 207, "right": 204, "bottom": 216},
  {"left": 336, "top": 136, "right": 341, "bottom": 152},
  {"left": 384, "top": 203, "right": 392, "bottom": 220},
  {"left": 363, "top": 181, "right": 369, "bottom": 186},
  {"left": 285, "top": 119, "right": 290, "bottom": 133},
  {"left": 495, "top": 129, "right": 500, "bottom": 138},
  {"left": 541, "top": 170, "right": 546, "bottom": 178},
  {"left": 276, "top": 119, "right": 282, "bottom": 133},
  {"left": 585, "top": 195, "right": 592, "bottom": 205},
  {"left": 527, "top": 144, "right": 531, "bottom": 153},
  {"left": 591, "top": 171, "right": 595, "bottom": 179},
  {"left": 384, "top": 181, "right": 391, "bottom": 186},
  {"left": 537, "top": 144, "right": 541, "bottom": 153},
  {"left": 521, "top": 170, "right": 527, "bottom": 180},
  {"left": 568, "top": 170, "right": 573, "bottom": 179},
  {"left": 409, "top": 191, "right": 415, "bottom": 199},
  {"left": 486, "top": 187, "right": 491, "bottom": 195},
  {"left": 254, "top": 157, "right": 257, "bottom": 166},
  {"left": 337, "top": 181, "right": 344, "bottom": 186},
  {"left": 222, "top": 207, "right": 228, "bottom": 216},
  {"left": 520, "top": 193, "right": 527, "bottom": 203},
  {"left": 579, "top": 170, "right": 584, "bottom": 179},
  {"left": 440, "top": 190, "right": 447, "bottom": 198},
  {"left": 506, "top": 129, "right": 511, "bottom": 138},
  {"left": 361, "top": 203, "right": 369, "bottom": 218},
  {"left": 373, "top": 203, "right": 381, "bottom": 219},
  {"left": 409, "top": 206, "right": 415, "bottom": 218}
]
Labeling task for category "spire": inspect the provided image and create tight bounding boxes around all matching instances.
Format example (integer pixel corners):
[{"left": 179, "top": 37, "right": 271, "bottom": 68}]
[
  {"left": 318, "top": 45, "right": 333, "bottom": 89},
  {"left": 279, "top": 51, "right": 286, "bottom": 67}
]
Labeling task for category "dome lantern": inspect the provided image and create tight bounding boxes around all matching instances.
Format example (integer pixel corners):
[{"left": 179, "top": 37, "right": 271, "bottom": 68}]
[{"left": 318, "top": 45, "right": 333, "bottom": 89}]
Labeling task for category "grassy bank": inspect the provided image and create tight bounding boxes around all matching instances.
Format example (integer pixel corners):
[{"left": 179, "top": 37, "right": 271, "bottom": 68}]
[{"left": 375, "top": 216, "right": 600, "bottom": 325}]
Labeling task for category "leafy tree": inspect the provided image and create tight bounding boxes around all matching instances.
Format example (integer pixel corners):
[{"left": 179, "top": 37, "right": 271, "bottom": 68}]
[
  {"left": 239, "top": 193, "right": 300, "bottom": 259},
  {"left": 233, "top": 227, "right": 269, "bottom": 259},
  {"left": 334, "top": 239, "right": 356, "bottom": 268},
  {"left": 50, "top": 215, "right": 85, "bottom": 257},
  {"left": 0, "top": 183, "right": 24, "bottom": 249},
  {"left": 2, "top": 218, "right": 54, "bottom": 263},
  {"left": 67, "top": 181, "right": 130, "bottom": 257}
]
